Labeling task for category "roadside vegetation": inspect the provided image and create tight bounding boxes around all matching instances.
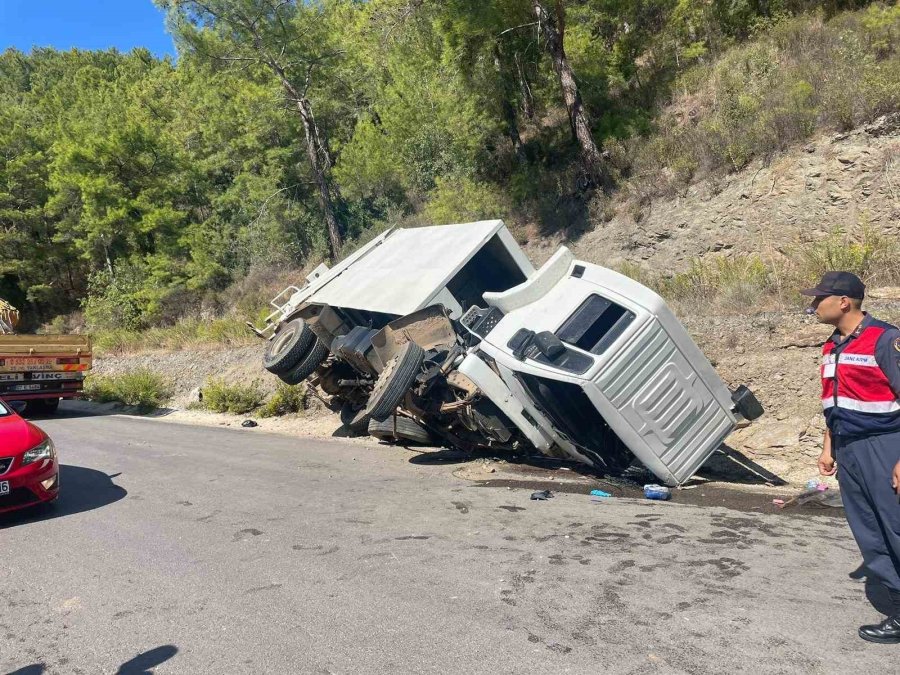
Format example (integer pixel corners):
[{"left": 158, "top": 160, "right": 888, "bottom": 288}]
[
  {"left": 621, "top": 224, "right": 900, "bottom": 312},
  {"left": 198, "top": 378, "right": 266, "bottom": 415},
  {"left": 92, "top": 317, "right": 256, "bottom": 355},
  {"left": 258, "top": 383, "right": 308, "bottom": 418},
  {"left": 2, "top": 2, "right": 897, "bottom": 340},
  {"left": 83, "top": 369, "right": 173, "bottom": 410},
  {"left": 196, "top": 379, "right": 307, "bottom": 416}
]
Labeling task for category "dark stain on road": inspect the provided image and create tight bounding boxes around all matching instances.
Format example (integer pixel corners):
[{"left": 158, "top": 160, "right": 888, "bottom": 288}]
[
  {"left": 233, "top": 528, "right": 263, "bottom": 541},
  {"left": 498, "top": 505, "right": 526, "bottom": 512},
  {"left": 246, "top": 583, "right": 283, "bottom": 594},
  {"left": 292, "top": 544, "right": 323, "bottom": 551},
  {"left": 395, "top": 535, "right": 430, "bottom": 540},
  {"left": 451, "top": 501, "right": 471, "bottom": 514},
  {"left": 687, "top": 557, "right": 749, "bottom": 579}
]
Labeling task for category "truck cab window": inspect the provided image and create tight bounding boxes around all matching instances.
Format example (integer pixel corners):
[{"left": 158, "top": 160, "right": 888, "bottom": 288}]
[{"left": 556, "top": 295, "right": 635, "bottom": 355}]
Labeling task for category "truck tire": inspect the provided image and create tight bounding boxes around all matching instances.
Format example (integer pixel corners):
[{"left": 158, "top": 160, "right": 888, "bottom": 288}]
[
  {"left": 24, "top": 398, "right": 60, "bottom": 416},
  {"left": 368, "top": 415, "right": 432, "bottom": 445},
  {"left": 264, "top": 319, "right": 315, "bottom": 374},
  {"left": 278, "top": 338, "right": 329, "bottom": 385},
  {"left": 340, "top": 401, "right": 371, "bottom": 436},
  {"left": 365, "top": 341, "right": 425, "bottom": 422}
]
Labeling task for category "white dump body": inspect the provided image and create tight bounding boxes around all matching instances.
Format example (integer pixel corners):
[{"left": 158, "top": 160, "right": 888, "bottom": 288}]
[
  {"left": 276, "top": 220, "right": 533, "bottom": 321},
  {"left": 470, "top": 248, "right": 737, "bottom": 485}
]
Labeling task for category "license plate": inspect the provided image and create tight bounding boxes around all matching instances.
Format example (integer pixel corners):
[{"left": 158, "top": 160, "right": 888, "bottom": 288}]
[
  {"left": 0, "top": 482, "right": 8, "bottom": 496},
  {"left": 2, "top": 358, "right": 55, "bottom": 371},
  {"left": 12, "top": 384, "right": 42, "bottom": 391}
]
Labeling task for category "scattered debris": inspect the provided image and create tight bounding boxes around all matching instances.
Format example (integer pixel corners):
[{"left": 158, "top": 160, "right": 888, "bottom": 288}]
[
  {"left": 777, "top": 486, "right": 843, "bottom": 509},
  {"left": 530, "top": 490, "right": 554, "bottom": 501},
  {"left": 589, "top": 489, "right": 611, "bottom": 501},
  {"left": 241, "top": 419, "right": 259, "bottom": 428},
  {"left": 644, "top": 484, "right": 672, "bottom": 501}
]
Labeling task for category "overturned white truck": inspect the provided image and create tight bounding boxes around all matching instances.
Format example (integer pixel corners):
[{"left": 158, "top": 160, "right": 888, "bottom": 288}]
[{"left": 251, "top": 220, "right": 763, "bottom": 486}]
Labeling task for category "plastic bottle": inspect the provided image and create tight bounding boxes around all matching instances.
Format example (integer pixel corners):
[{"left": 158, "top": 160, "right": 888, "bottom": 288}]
[{"left": 643, "top": 484, "right": 671, "bottom": 500}]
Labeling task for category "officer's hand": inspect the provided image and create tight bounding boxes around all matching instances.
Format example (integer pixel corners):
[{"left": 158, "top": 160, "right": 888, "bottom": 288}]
[
  {"left": 818, "top": 449, "right": 836, "bottom": 477},
  {"left": 892, "top": 461, "right": 900, "bottom": 495}
]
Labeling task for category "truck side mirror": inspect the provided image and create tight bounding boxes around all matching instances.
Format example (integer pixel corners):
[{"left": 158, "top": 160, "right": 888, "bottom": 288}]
[{"left": 533, "top": 331, "right": 566, "bottom": 359}]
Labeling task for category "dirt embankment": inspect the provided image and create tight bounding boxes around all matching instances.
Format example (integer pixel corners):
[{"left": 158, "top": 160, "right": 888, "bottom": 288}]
[{"left": 523, "top": 115, "right": 900, "bottom": 271}]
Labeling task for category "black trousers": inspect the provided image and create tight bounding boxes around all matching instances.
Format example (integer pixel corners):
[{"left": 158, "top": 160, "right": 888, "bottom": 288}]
[{"left": 838, "top": 431, "right": 900, "bottom": 596}]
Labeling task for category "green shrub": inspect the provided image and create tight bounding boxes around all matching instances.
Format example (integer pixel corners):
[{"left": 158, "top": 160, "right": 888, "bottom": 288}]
[
  {"left": 258, "top": 383, "right": 307, "bottom": 418},
  {"left": 784, "top": 225, "right": 900, "bottom": 293},
  {"left": 633, "top": 6, "right": 900, "bottom": 192},
  {"left": 83, "top": 369, "right": 172, "bottom": 410},
  {"left": 656, "top": 255, "right": 774, "bottom": 306},
  {"left": 424, "top": 176, "right": 509, "bottom": 224},
  {"left": 201, "top": 378, "right": 265, "bottom": 414}
]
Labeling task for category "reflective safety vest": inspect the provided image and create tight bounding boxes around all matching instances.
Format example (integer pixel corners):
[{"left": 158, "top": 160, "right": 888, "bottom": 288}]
[{"left": 822, "top": 319, "right": 900, "bottom": 436}]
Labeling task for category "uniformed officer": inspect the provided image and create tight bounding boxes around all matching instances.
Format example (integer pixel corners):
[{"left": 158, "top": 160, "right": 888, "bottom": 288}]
[{"left": 804, "top": 271, "right": 900, "bottom": 643}]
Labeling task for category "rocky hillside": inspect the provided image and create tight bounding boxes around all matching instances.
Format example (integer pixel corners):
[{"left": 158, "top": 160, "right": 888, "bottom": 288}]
[{"left": 523, "top": 114, "right": 900, "bottom": 273}]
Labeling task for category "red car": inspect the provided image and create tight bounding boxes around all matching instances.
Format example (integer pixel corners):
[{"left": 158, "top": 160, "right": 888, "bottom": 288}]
[{"left": 0, "top": 399, "right": 59, "bottom": 514}]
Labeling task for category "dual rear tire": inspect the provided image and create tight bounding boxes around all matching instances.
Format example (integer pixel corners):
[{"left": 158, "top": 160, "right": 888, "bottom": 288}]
[{"left": 263, "top": 319, "right": 328, "bottom": 385}]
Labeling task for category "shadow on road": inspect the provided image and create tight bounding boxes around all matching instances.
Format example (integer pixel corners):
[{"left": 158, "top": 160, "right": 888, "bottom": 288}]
[
  {"left": 408, "top": 443, "right": 787, "bottom": 487},
  {"left": 116, "top": 645, "right": 178, "bottom": 674},
  {"left": 17, "top": 400, "right": 177, "bottom": 422},
  {"left": 8, "top": 645, "right": 177, "bottom": 675},
  {"left": 0, "top": 464, "right": 127, "bottom": 529},
  {"left": 865, "top": 577, "right": 896, "bottom": 616}
]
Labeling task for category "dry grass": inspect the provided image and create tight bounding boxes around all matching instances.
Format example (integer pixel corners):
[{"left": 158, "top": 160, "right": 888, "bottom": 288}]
[{"left": 94, "top": 316, "right": 256, "bottom": 355}]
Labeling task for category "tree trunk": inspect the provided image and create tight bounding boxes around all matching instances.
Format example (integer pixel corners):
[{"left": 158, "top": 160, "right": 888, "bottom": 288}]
[
  {"left": 514, "top": 52, "right": 535, "bottom": 119},
  {"left": 494, "top": 45, "right": 527, "bottom": 165},
  {"left": 532, "top": 0, "right": 606, "bottom": 186},
  {"left": 296, "top": 97, "right": 343, "bottom": 258},
  {"left": 502, "top": 99, "right": 527, "bottom": 164},
  {"left": 267, "top": 59, "right": 343, "bottom": 258}
]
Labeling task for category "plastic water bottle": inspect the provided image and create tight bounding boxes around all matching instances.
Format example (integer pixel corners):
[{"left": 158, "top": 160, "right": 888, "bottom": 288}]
[{"left": 643, "top": 484, "right": 671, "bottom": 501}]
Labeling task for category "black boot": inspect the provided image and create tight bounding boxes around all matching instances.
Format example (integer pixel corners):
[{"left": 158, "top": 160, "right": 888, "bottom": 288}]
[{"left": 859, "top": 615, "right": 900, "bottom": 644}]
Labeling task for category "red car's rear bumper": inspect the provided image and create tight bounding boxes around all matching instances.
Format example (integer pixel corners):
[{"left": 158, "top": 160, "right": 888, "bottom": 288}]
[{"left": 0, "top": 457, "right": 58, "bottom": 514}]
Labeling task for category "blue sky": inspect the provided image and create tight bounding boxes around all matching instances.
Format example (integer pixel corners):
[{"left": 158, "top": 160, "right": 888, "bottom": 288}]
[{"left": 0, "top": 0, "right": 176, "bottom": 57}]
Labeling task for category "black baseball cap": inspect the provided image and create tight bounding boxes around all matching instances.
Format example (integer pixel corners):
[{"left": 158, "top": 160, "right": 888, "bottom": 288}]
[{"left": 800, "top": 271, "right": 865, "bottom": 299}]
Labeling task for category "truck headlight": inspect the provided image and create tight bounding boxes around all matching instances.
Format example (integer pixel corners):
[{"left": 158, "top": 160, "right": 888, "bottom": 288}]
[{"left": 22, "top": 438, "right": 55, "bottom": 466}]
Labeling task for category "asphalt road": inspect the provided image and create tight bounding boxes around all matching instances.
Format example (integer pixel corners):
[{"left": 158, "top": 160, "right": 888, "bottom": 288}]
[{"left": 0, "top": 407, "right": 896, "bottom": 674}]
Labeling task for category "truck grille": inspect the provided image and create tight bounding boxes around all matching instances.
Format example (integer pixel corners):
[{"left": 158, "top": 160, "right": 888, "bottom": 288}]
[
  {"left": 0, "top": 457, "right": 11, "bottom": 475},
  {"left": 595, "top": 319, "right": 733, "bottom": 480}
]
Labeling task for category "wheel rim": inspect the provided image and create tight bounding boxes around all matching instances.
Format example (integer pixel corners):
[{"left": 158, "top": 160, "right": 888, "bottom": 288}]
[{"left": 271, "top": 324, "right": 297, "bottom": 356}]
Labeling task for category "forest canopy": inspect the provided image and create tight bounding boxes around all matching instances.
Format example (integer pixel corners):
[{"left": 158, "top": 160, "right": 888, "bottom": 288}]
[{"left": 1, "top": 0, "right": 896, "bottom": 330}]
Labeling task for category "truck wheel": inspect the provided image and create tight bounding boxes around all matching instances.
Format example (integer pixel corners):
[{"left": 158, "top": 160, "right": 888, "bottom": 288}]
[
  {"left": 278, "top": 338, "right": 329, "bottom": 385},
  {"left": 365, "top": 341, "right": 425, "bottom": 422},
  {"left": 263, "top": 319, "right": 315, "bottom": 374},
  {"left": 368, "top": 415, "right": 432, "bottom": 445},
  {"left": 340, "top": 401, "right": 371, "bottom": 436}
]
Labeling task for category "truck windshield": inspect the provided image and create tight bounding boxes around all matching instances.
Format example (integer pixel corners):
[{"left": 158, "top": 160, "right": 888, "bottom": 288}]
[{"left": 556, "top": 295, "right": 634, "bottom": 355}]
